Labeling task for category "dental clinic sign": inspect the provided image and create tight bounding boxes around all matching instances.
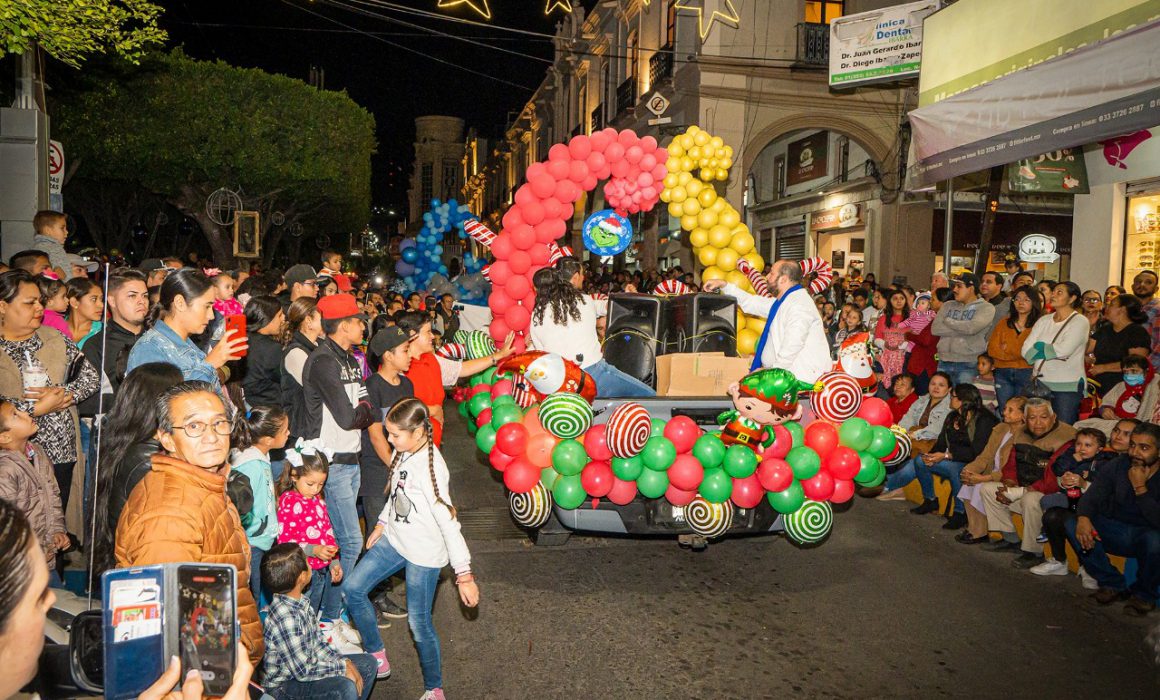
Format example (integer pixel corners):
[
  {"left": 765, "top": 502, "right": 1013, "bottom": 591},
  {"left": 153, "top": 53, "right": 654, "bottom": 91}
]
[{"left": 829, "top": 1, "right": 940, "bottom": 88}]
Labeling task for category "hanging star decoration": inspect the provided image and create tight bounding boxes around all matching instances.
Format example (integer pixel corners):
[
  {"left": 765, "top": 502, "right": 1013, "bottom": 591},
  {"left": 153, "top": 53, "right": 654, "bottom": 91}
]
[
  {"left": 437, "top": 0, "right": 492, "bottom": 21},
  {"left": 544, "top": 0, "right": 572, "bottom": 15},
  {"left": 674, "top": 0, "right": 740, "bottom": 41}
]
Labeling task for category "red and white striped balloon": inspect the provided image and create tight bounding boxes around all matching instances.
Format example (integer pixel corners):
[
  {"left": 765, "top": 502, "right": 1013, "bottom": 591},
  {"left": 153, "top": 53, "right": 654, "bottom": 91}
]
[
  {"left": 605, "top": 402, "right": 652, "bottom": 458},
  {"left": 736, "top": 258, "right": 771, "bottom": 298},
  {"left": 800, "top": 256, "right": 834, "bottom": 295},
  {"left": 654, "top": 279, "right": 692, "bottom": 295},
  {"left": 812, "top": 371, "right": 863, "bottom": 422},
  {"left": 436, "top": 342, "right": 466, "bottom": 360}
]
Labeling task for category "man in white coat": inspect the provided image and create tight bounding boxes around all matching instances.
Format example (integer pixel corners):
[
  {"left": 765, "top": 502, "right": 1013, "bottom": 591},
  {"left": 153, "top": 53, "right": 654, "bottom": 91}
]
[{"left": 703, "top": 259, "right": 832, "bottom": 383}]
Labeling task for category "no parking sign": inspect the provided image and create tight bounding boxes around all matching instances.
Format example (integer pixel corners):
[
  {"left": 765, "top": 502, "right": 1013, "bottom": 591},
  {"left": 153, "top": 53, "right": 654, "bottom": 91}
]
[{"left": 48, "top": 140, "right": 64, "bottom": 210}]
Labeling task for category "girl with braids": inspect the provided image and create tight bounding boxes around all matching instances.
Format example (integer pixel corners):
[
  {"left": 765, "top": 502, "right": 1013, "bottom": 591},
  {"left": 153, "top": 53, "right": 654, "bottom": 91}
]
[
  {"left": 528, "top": 256, "right": 655, "bottom": 398},
  {"left": 343, "top": 398, "right": 478, "bottom": 695}
]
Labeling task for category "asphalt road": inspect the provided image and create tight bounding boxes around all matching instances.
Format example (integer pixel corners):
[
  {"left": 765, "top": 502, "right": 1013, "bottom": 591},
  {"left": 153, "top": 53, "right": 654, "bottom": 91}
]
[{"left": 367, "top": 414, "right": 1160, "bottom": 699}]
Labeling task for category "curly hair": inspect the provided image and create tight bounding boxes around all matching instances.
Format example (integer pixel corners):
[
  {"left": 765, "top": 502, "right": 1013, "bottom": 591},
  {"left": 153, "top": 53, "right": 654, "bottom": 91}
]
[{"left": 531, "top": 266, "right": 583, "bottom": 326}]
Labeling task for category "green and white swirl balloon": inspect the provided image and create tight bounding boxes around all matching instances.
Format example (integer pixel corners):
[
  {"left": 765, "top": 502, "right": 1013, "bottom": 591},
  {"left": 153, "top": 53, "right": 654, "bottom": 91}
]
[{"left": 783, "top": 500, "right": 833, "bottom": 545}]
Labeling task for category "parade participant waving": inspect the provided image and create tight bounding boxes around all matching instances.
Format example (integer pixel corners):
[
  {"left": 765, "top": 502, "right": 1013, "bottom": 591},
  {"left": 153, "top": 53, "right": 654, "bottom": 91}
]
[{"left": 704, "top": 259, "right": 830, "bottom": 383}]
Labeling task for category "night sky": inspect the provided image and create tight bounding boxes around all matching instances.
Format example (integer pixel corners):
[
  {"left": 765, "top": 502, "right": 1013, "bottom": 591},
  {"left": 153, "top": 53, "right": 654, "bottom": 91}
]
[{"left": 159, "top": 0, "right": 599, "bottom": 210}]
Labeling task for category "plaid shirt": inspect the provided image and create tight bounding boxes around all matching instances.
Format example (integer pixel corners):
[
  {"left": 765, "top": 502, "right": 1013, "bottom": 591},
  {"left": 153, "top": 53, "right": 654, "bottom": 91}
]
[
  {"left": 1146, "top": 298, "right": 1160, "bottom": 371},
  {"left": 263, "top": 594, "right": 345, "bottom": 687}
]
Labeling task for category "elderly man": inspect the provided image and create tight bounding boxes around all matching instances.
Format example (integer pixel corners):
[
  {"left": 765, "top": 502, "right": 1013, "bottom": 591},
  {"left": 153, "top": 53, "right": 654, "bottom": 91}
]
[
  {"left": 978, "top": 398, "right": 1076, "bottom": 567},
  {"left": 703, "top": 259, "right": 831, "bottom": 383},
  {"left": 930, "top": 271, "right": 949, "bottom": 310},
  {"left": 1066, "top": 422, "right": 1160, "bottom": 615}
]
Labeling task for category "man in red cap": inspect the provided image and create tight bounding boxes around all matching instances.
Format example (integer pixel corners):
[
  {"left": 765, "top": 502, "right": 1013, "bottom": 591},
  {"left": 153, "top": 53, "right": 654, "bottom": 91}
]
[{"left": 302, "top": 293, "right": 376, "bottom": 634}]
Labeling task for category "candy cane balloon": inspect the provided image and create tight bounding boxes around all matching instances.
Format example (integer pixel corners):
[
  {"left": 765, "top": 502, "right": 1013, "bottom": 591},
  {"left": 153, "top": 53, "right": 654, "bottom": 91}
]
[
  {"left": 800, "top": 256, "right": 834, "bottom": 295},
  {"left": 464, "top": 219, "right": 498, "bottom": 249},
  {"left": 735, "top": 259, "right": 772, "bottom": 298}
]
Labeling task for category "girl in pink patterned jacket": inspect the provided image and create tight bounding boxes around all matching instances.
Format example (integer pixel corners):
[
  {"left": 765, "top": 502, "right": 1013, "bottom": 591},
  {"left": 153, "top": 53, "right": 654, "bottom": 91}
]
[{"left": 276, "top": 441, "right": 340, "bottom": 614}]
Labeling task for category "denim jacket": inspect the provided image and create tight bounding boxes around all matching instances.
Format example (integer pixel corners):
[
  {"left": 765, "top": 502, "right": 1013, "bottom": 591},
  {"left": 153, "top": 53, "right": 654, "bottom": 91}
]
[{"left": 126, "top": 320, "right": 220, "bottom": 392}]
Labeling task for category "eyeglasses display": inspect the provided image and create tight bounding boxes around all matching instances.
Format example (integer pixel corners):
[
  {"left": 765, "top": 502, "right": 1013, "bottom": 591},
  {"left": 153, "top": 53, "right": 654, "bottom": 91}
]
[{"left": 1125, "top": 193, "right": 1160, "bottom": 282}]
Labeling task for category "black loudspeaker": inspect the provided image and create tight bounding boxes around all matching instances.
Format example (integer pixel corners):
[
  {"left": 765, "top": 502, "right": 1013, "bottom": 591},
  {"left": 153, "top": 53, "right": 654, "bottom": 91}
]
[
  {"left": 604, "top": 294, "right": 667, "bottom": 388},
  {"left": 670, "top": 293, "right": 738, "bottom": 355}
]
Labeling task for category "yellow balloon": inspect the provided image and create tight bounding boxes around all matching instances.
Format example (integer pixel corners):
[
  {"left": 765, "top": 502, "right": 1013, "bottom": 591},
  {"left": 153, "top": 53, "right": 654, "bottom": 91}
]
[
  {"left": 681, "top": 214, "right": 700, "bottom": 231},
  {"left": 718, "top": 250, "right": 741, "bottom": 272},
  {"left": 709, "top": 159, "right": 719, "bottom": 169},
  {"left": 693, "top": 130, "right": 711, "bottom": 147},
  {"left": 667, "top": 201, "right": 684, "bottom": 218},
  {"left": 688, "top": 146, "right": 702, "bottom": 160},
  {"left": 719, "top": 209, "right": 741, "bottom": 228},
  {"left": 697, "top": 188, "right": 717, "bottom": 208},
  {"left": 680, "top": 157, "right": 695, "bottom": 172},
  {"left": 666, "top": 157, "right": 681, "bottom": 172},
  {"left": 736, "top": 307, "right": 746, "bottom": 330},
  {"left": 730, "top": 231, "right": 755, "bottom": 255},
  {"left": 742, "top": 251, "right": 765, "bottom": 272},
  {"left": 710, "top": 136, "right": 724, "bottom": 150},
  {"left": 724, "top": 145, "right": 734, "bottom": 158},
  {"left": 698, "top": 246, "right": 719, "bottom": 267},
  {"left": 733, "top": 223, "right": 751, "bottom": 238},
  {"left": 710, "top": 198, "right": 727, "bottom": 212},
  {"left": 669, "top": 186, "right": 687, "bottom": 203},
  {"left": 677, "top": 171, "right": 693, "bottom": 185},
  {"left": 738, "top": 328, "right": 759, "bottom": 356},
  {"left": 681, "top": 198, "right": 701, "bottom": 217},
  {"left": 708, "top": 225, "right": 732, "bottom": 249},
  {"left": 697, "top": 209, "right": 718, "bottom": 229},
  {"left": 721, "top": 158, "right": 733, "bottom": 170},
  {"left": 689, "top": 228, "right": 709, "bottom": 248},
  {"left": 747, "top": 315, "right": 767, "bottom": 333},
  {"left": 663, "top": 173, "right": 680, "bottom": 189},
  {"left": 667, "top": 141, "right": 684, "bottom": 157},
  {"left": 687, "top": 125, "right": 701, "bottom": 136},
  {"left": 700, "top": 168, "right": 715, "bottom": 182},
  {"left": 659, "top": 190, "right": 670, "bottom": 203},
  {"left": 701, "top": 265, "right": 726, "bottom": 282},
  {"left": 679, "top": 134, "right": 695, "bottom": 150},
  {"left": 685, "top": 179, "right": 703, "bottom": 197},
  {"left": 716, "top": 168, "right": 730, "bottom": 181}
]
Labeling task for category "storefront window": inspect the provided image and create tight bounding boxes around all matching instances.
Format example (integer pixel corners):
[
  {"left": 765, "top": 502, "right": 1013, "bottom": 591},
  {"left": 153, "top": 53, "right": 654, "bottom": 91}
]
[
  {"left": 805, "top": 1, "right": 845, "bottom": 24},
  {"left": 1125, "top": 191, "right": 1160, "bottom": 283}
]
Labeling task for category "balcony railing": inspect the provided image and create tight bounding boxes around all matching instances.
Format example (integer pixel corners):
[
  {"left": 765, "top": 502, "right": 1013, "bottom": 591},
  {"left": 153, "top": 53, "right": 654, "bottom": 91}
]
[
  {"left": 590, "top": 103, "right": 604, "bottom": 133},
  {"left": 649, "top": 44, "right": 674, "bottom": 86},
  {"left": 615, "top": 76, "right": 636, "bottom": 118},
  {"left": 796, "top": 23, "right": 829, "bottom": 66}
]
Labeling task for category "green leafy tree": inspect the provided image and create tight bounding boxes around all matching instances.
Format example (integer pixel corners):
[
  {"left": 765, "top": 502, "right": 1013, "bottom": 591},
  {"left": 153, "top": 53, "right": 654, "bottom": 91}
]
[
  {"left": 0, "top": 0, "right": 165, "bottom": 66},
  {"left": 53, "top": 51, "right": 376, "bottom": 266}
]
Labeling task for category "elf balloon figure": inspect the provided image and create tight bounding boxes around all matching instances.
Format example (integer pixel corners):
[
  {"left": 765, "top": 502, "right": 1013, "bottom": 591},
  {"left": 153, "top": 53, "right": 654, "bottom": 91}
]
[
  {"left": 718, "top": 368, "right": 822, "bottom": 453},
  {"left": 835, "top": 331, "right": 879, "bottom": 394}
]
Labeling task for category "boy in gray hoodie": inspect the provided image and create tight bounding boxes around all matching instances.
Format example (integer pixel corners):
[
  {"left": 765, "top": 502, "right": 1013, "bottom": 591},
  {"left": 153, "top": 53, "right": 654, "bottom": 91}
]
[{"left": 932, "top": 272, "right": 996, "bottom": 385}]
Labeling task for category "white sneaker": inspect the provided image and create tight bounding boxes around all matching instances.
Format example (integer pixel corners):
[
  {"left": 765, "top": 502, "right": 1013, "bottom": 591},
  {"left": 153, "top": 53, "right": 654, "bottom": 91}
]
[
  {"left": 321, "top": 620, "right": 363, "bottom": 654},
  {"left": 1078, "top": 566, "right": 1099, "bottom": 590},
  {"left": 1029, "top": 559, "right": 1068, "bottom": 576}
]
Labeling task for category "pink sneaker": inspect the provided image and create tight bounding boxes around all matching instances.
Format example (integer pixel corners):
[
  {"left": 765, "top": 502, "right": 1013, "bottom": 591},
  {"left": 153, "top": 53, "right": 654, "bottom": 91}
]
[
  {"left": 372, "top": 649, "right": 391, "bottom": 679},
  {"left": 419, "top": 690, "right": 445, "bottom": 700}
]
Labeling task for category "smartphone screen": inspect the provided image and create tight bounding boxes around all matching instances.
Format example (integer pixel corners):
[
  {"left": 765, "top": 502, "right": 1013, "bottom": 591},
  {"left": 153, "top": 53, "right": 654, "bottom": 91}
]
[{"left": 177, "top": 566, "right": 237, "bottom": 697}]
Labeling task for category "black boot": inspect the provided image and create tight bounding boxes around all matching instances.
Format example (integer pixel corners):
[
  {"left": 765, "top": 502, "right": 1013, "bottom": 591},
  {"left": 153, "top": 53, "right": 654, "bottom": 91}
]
[
  {"left": 910, "top": 498, "right": 939, "bottom": 515},
  {"left": 942, "top": 512, "right": 968, "bottom": 530}
]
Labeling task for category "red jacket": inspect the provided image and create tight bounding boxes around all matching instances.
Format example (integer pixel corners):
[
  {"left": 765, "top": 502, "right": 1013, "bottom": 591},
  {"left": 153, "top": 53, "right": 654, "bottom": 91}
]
[
  {"left": 887, "top": 393, "right": 919, "bottom": 424},
  {"left": 905, "top": 323, "right": 938, "bottom": 377}
]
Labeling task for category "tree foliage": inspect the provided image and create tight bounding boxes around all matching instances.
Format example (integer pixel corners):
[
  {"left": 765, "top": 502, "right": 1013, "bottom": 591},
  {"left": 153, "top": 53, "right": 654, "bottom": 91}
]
[
  {"left": 0, "top": 0, "right": 166, "bottom": 67},
  {"left": 53, "top": 51, "right": 377, "bottom": 266}
]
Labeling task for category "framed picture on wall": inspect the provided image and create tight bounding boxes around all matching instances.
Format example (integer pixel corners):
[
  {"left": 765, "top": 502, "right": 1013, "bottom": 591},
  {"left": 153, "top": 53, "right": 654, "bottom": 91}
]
[
  {"left": 831, "top": 250, "right": 846, "bottom": 271},
  {"left": 234, "top": 211, "right": 260, "bottom": 258}
]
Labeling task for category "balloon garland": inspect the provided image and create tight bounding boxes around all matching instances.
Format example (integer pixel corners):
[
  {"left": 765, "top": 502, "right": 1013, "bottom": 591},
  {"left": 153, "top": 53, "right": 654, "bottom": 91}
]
[{"left": 397, "top": 199, "right": 472, "bottom": 290}]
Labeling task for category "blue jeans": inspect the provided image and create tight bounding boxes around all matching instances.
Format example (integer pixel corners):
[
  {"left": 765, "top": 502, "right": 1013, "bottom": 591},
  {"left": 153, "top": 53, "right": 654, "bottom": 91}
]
[
  {"left": 324, "top": 462, "right": 362, "bottom": 620},
  {"left": 587, "top": 359, "right": 656, "bottom": 398},
  {"left": 915, "top": 458, "right": 966, "bottom": 514},
  {"left": 250, "top": 546, "right": 268, "bottom": 612},
  {"left": 993, "top": 367, "right": 1032, "bottom": 412},
  {"left": 1049, "top": 380, "right": 1085, "bottom": 425},
  {"left": 1065, "top": 515, "right": 1160, "bottom": 603},
  {"left": 269, "top": 652, "right": 377, "bottom": 700},
  {"left": 937, "top": 361, "right": 976, "bottom": 387},
  {"left": 307, "top": 566, "right": 341, "bottom": 615},
  {"left": 343, "top": 537, "right": 443, "bottom": 690},
  {"left": 884, "top": 458, "right": 917, "bottom": 491}
]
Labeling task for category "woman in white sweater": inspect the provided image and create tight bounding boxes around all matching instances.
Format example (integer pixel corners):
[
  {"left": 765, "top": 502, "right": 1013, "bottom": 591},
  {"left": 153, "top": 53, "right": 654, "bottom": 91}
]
[{"left": 1021, "top": 282, "right": 1091, "bottom": 424}]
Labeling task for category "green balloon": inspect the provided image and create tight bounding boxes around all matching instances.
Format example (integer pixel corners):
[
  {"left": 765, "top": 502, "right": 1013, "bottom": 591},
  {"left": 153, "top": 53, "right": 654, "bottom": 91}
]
[
  {"left": 552, "top": 439, "right": 588, "bottom": 476},
  {"left": 492, "top": 394, "right": 516, "bottom": 408},
  {"left": 650, "top": 418, "right": 666, "bottom": 437},
  {"left": 839, "top": 417, "right": 873, "bottom": 452},
  {"left": 698, "top": 468, "right": 733, "bottom": 503},
  {"left": 481, "top": 367, "right": 498, "bottom": 384},
  {"left": 784, "top": 421, "right": 804, "bottom": 448},
  {"left": 475, "top": 423, "right": 497, "bottom": 453},
  {"left": 786, "top": 446, "right": 821, "bottom": 480},
  {"left": 466, "top": 419, "right": 478, "bottom": 436},
  {"left": 457, "top": 401, "right": 469, "bottom": 419},
  {"left": 540, "top": 467, "right": 559, "bottom": 491},
  {"left": 553, "top": 474, "right": 587, "bottom": 509},
  {"left": 642, "top": 436, "right": 677, "bottom": 471},
  {"left": 490, "top": 404, "right": 523, "bottom": 429},
  {"left": 863, "top": 460, "right": 886, "bottom": 488},
  {"left": 636, "top": 467, "right": 669, "bottom": 499},
  {"left": 723, "top": 444, "right": 758, "bottom": 478},
  {"left": 853, "top": 453, "right": 884, "bottom": 485},
  {"left": 767, "top": 480, "right": 806, "bottom": 514},
  {"left": 692, "top": 434, "right": 726, "bottom": 469},
  {"left": 468, "top": 393, "right": 492, "bottom": 417},
  {"left": 866, "top": 425, "right": 896, "bottom": 459},
  {"left": 611, "top": 455, "right": 644, "bottom": 481}
]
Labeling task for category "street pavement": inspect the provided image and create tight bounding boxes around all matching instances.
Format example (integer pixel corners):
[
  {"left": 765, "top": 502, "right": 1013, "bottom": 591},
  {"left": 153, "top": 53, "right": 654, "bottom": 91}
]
[{"left": 368, "top": 412, "right": 1160, "bottom": 699}]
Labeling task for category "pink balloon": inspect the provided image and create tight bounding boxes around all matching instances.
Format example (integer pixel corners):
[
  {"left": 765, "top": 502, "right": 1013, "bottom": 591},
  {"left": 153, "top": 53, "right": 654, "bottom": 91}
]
[
  {"left": 488, "top": 261, "right": 512, "bottom": 285},
  {"left": 638, "top": 172, "right": 654, "bottom": 188},
  {"left": 505, "top": 273, "right": 530, "bottom": 300},
  {"left": 548, "top": 159, "right": 570, "bottom": 181},
  {"left": 528, "top": 245, "right": 551, "bottom": 267},
  {"left": 488, "top": 291, "right": 514, "bottom": 315},
  {"left": 609, "top": 159, "right": 631, "bottom": 179},
  {"left": 831, "top": 478, "right": 855, "bottom": 504},
  {"left": 606, "top": 477, "right": 637, "bottom": 506},
  {"left": 501, "top": 207, "right": 523, "bottom": 229},
  {"left": 640, "top": 153, "right": 657, "bottom": 172},
  {"left": 587, "top": 152, "right": 608, "bottom": 176},
  {"left": 668, "top": 454, "right": 705, "bottom": 492},
  {"left": 581, "top": 175, "right": 598, "bottom": 191},
  {"left": 489, "top": 446, "right": 515, "bottom": 472},
  {"left": 664, "top": 484, "right": 696, "bottom": 506},
  {"left": 617, "top": 129, "right": 639, "bottom": 147},
  {"left": 514, "top": 186, "right": 537, "bottom": 208},
  {"left": 505, "top": 304, "right": 530, "bottom": 330},
  {"left": 490, "top": 236, "right": 514, "bottom": 260},
  {"left": 555, "top": 179, "right": 581, "bottom": 203},
  {"left": 626, "top": 145, "right": 644, "bottom": 163},
  {"left": 530, "top": 174, "right": 556, "bottom": 199},
  {"left": 589, "top": 130, "right": 612, "bottom": 152},
  {"left": 581, "top": 461, "right": 614, "bottom": 497},
  {"left": 541, "top": 197, "right": 565, "bottom": 220},
  {"left": 526, "top": 162, "right": 547, "bottom": 180},
  {"left": 583, "top": 424, "right": 613, "bottom": 461},
  {"left": 568, "top": 135, "right": 592, "bottom": 160},
  {"left": 510, "top": 225, "right": 536, "bottom": 251},
  {"left": 534, "top": 218, "right": 565, "bottom": 241},
  {"left": 640, "top": 135, "right": 658, "bottom": 151},
  {"left": 504, "top": 457, "right": 541, "bottom": 494},
  {"left": 651, "top": 164, "right": 667, "bottom": 181},
  {"left": 605, "top": 142, "right": 626, "bottom": 162},
  {"left": 756, "top": 457, "right": 794, "bottom": 492},
  {"left": 521, "top": 201, "right": 545, "bottom": 226},
  {"left": 731, "top": 473, "right": 765, "bottom": 509},
  {"left": 548, "top": 143, "right": 571, "bottom": 162},
  {"left": 801, "top": 470, "right": 836, "bottom": 501},
  {"left": 508, "top": 250, "right": 531, "bottom": 275}
]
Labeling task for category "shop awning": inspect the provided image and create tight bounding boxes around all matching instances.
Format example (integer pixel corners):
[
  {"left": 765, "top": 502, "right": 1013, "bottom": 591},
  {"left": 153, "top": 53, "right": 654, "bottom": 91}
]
[{"left": 909, "top": 18, "right": 1160, "bottom": 186}]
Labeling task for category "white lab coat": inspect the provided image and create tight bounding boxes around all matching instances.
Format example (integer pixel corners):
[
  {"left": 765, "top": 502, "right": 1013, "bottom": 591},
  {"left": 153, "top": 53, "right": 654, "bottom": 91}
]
[{"left": 722, "top": 283, "right": 832, "bottom": 383}]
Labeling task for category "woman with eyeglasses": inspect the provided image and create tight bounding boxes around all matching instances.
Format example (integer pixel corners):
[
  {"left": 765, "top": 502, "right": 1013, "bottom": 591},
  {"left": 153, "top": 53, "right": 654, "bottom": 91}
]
[
  {"left": 1086, "top": 293, "right": 1150, "bottom": 396},
  {"left": 114, "top": 380, "right": 264, "bottom": 664},
  {"left": 1080, "top": 290, "right": 1106, "bottom": 337}
]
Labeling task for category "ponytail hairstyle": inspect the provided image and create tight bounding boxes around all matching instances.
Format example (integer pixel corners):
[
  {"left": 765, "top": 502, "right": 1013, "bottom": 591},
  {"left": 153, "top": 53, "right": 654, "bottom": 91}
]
[
  {"left": 385, "top": 397, "right": 456, "bottom": 518},
  {"left": 243, "top": 295, "right": 283, "bottom": 336},
  {"left": 149, "top": 268, "right": 213, "bottom": 327},
  {"left": 275, "top": 438, "right": 331, "bottom": 497},
  {"left": 36, "top": 275, "right": 64, "bottom": 307},
  {"left": 231, "top": 404, "right": 288, "bottom": 451}
]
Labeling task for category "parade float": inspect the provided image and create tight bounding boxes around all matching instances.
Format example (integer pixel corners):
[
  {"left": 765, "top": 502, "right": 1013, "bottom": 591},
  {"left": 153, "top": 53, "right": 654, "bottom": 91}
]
[{"left": 443, "top": 126, "right": 899, "bottom": 546}]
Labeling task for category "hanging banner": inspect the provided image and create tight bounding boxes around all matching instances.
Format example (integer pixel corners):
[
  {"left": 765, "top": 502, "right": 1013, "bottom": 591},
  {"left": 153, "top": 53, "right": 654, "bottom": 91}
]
[
  {"left": 829, "top": 1, "right": 939, "bottom": 88},
  {"left": 1007, "top": 148, "right": 1090, "bottom": 193}
]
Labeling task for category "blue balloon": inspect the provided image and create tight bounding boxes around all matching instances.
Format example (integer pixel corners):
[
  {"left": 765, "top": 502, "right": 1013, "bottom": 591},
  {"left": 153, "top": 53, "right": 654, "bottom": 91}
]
[
  {"left": 402, "top": 247, "right": 418, "bottom": 263},
  {"left": 395, "top": 261, "right": 415, "bottom": 276}
]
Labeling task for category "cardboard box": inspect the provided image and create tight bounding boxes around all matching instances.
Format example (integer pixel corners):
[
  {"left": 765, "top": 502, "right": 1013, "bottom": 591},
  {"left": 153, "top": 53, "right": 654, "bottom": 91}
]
[{"left": 655, "top": 353, "right": 752, "bottom": 397}]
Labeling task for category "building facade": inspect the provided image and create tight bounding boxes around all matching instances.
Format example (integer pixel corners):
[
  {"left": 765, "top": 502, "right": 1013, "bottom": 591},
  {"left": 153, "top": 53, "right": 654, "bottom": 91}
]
[{"left": 407, "top": 116, "right": 466, "bottom": 226}]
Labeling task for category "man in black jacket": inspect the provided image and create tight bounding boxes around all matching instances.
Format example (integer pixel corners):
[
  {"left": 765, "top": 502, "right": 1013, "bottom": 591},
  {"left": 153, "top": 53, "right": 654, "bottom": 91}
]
[
  {"left": 1067, "top": 422, "right": 1160, "bottom": 616},
  {"left": 302, "top": 293, "right": 375, "bottom": 624},
  {"left": 79, "top": 269, "right": 150, "bottom": 417}
]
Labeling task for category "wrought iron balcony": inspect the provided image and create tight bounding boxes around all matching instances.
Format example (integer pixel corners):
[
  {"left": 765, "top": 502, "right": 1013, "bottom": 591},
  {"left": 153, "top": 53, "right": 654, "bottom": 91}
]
[
  {"left": 649, "top": 44, "right": 674, "bottom": 86},
  {"left": 615, "top": 76, "right": 636, "bottom": 118},
  {"left": 796, "top": 23, "right": 829, "bottom": 67}
]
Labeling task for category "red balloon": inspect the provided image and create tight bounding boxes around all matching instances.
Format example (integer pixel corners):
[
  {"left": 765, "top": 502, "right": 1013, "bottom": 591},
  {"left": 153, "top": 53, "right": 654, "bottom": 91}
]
[
  {"left": 589, "top": 130, "right": 612, "bottom": 152},
  {"left": 554, "top": 178, "right": 580, "bottom": 203},
  {"left": 489, "top": 318, "right": 512, "bottom": 341},
  {"left": 583, "top": 424, "right": 613, "bottom": 462},
  {"left": 606, "top": 476, "right": 637, "bottom": 505},
  {"left": 763, "top": 425, "right": 792, "bottom": 459},
  {"left": 731, "top": 473, "right": 765, "bottom": 509},
  {"left": 488, "top": 291, "right": 514, "bottom": 315},
  {"left": 475, "top": 409, "right": 491, "bottom": 427},
  {"left": 526, "top": 431, "right": 557, "bottom": 468},
  {"left": 503, "top": 457, "right": 540, "bottom": 494},
  {"left": 521, "top": 201, "right": 545, "bottom": 226},
  {"left": 548, "top": 143, "right": 570, "bottom": 162},
  {"left": 605, "top": 142, "right": 626, "bottom": 162},
  {"left": 856, "top": 397, "right": 894, "bottom": 427},
  {"left": 514, "top": 186, "right": 537, "bottom": 208},
  {"left": 568, "top": 159, "right": 589, "bottom": 183},
  {"left": 491, "top": 236, "right": 514, "bottom": 261},
  {"left": 511, "top": 335, "right": 527, "bottom": 354},
  {"left": 505, "top": 274, "right": 530, "bottom": 300},
  {"left": 664, "top": 484, "right": 696, "bottom": 506},
  {"left": 663, "top": 415, "right": 703, "bottom": 454},
  {"left": 534, "top": 218, "right": 565, "bottom": 242},
  {"left": 756, "top": 457, "right": 794, "bottom": 492},
  {"left": 505, "top": 305, "right": 530, "bottom": 330},
  {"left": 488, "top": 261, "right": 512, "bottom": 285},
  {"left": 530, "top": 174, "right": 556, "bottom": 199},
  {"left": 568, "top": 135, "right": 592, "bottom": 161},
  {"left": 470, "top": 383, "right": 490, "bottom": 396},
  {"left": 490, "top": 379, "right": 513, "bottom": 398},
  {"left": 580, "top": 461, "right": 614, "bottom": 497},
  {"left": 825, "top": 446, "right": 862, "bottom": 481},
  {"left": 489, "top": 446, "right": 515, "bottom": 472},
  {"left": 801, "top": 470, "right": 836, "bottom": 501},
  {"left": 528, "top": 245, "right": 551, "bottom": 267},
  {"left": 510, "top": 225, "right": 536, "bottom": 251},
  {"left": 495, "top": 422, "right": 528, "bottom": 457},
  {"left": 831, "top": 478, "right": 855, "bottom": 504},
  {"left": 668, "top": 454, "right": 705, "bottom": 492},
  {"left": 501, "top": 207, "right": 523, "bottom": 230},
  {"left": 508, "top": 250, "right": 531, "bottom": 275},
  {"left": 804, "top": 421, "right": 839, "bottom": 459}
]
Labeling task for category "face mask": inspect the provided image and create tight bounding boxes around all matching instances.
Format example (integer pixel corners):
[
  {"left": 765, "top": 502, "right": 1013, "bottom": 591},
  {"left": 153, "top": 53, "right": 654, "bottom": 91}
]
[{"left": 1124, "top": 373, "right": 1145, "bottom": 387}]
